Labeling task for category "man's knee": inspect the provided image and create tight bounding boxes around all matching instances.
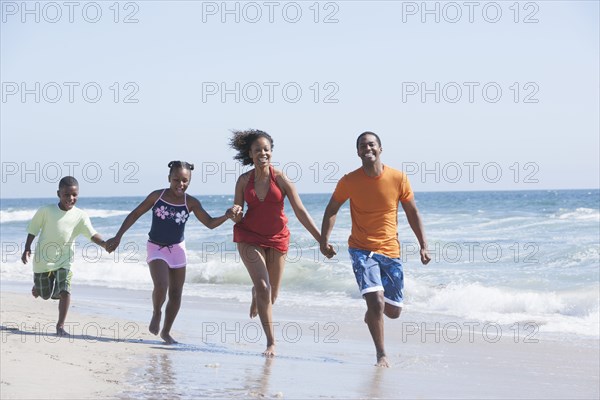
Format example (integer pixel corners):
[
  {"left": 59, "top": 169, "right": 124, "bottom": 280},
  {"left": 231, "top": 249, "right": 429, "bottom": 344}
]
[
  {"left": 365, "top": 292, "right": 385, "bottom": 314},
  {"left": 385, "top": 305, "right": 402, "bottom": 319}
]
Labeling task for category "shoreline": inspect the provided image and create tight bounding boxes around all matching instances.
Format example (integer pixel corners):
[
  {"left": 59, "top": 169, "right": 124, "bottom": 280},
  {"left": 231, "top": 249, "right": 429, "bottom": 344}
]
[{"left": 1, "top": 282, "right": 599, "bottom": 399}]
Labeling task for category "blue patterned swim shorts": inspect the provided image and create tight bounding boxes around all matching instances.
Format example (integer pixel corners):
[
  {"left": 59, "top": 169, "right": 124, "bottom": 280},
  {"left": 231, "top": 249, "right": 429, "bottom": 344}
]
[{"left": 348, "top": 248, "right": 404, "bottom": 307}]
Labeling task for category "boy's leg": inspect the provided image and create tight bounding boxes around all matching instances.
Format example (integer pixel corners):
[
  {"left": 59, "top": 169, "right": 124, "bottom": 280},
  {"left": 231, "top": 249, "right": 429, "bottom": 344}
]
[
  {"left": 33, "top": 272, "right": 53, "bottom": 300},
  {"left": 56, "top": 292, "right": 71, "bottom": 336},
  {"left": 51, "top": 269, "right": 73, "bottom": 336},
  {"left": 161, "top": 266, "right": 186, "bottom": 344}
]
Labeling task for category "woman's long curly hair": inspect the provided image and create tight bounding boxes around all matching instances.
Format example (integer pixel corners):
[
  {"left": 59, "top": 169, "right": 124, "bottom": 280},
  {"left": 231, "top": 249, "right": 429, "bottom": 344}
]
[{"left": 229, "top": 129, "right": 274, "bottom": 166}]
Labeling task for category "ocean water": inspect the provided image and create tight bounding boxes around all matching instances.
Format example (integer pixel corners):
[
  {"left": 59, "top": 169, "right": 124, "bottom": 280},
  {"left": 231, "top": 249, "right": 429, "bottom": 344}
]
[{"left": 1, "top": 189, "right": 599, "bottom": 339}]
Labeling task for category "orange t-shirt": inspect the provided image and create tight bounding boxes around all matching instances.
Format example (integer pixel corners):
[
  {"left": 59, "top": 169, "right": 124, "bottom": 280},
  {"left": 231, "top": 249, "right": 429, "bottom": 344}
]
[{"left": 332, "top": 165, "right": 413, "bottom": 258}]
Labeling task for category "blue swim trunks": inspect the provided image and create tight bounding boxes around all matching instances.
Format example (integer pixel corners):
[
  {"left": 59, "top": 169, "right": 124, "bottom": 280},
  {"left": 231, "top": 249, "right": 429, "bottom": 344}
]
[{"left": 348, "top": 247, "right": 404, "bottom": 307}]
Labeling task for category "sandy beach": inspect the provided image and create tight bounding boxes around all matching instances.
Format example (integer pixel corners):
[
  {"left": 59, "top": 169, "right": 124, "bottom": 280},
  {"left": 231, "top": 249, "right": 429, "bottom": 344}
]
[{"left": 1, "top": 282, "right": 599, "bottom": 399}]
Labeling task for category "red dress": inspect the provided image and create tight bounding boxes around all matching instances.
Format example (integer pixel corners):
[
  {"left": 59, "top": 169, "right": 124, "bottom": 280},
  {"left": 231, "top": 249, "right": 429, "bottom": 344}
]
[{"left": 233, "top": 166, "right": 290, "bottom": 252}]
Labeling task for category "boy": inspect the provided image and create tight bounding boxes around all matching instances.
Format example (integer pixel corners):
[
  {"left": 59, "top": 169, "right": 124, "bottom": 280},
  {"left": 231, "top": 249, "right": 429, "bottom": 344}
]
[{"left": 21, "top": 176, "right": 109, "bottom": 336}]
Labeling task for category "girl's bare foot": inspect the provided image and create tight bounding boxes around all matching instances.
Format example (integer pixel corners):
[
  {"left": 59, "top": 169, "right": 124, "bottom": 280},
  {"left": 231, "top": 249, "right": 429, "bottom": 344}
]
[
  {"left": 31, "top": 286, "right": 39, "bottom": 298},
  {"left": 375, "top": 354, "right": 390, "bottom": 368},
  {"left": 249, "top": 287, "right": 258, "bottom": 319},
  {"left": 263, "top": 344, "right": 276, "bottom": 357},
  {"left": 149, "top": 311, "right": 161, "bottom": 335},
  {"left": 160, "top": 331, "right": 177, "bottom": 345}
]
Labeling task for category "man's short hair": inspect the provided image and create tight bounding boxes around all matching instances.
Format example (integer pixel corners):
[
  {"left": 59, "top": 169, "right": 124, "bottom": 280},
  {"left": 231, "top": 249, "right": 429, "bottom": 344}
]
[{"left": 356, "top": 131, "right": 382, "bottom": 149}]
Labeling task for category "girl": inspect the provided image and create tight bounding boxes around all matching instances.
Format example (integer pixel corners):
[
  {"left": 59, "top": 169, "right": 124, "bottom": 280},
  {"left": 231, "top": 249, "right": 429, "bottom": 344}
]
[{"left": 106, "top": 161, "right": 235, "bottom": 344}]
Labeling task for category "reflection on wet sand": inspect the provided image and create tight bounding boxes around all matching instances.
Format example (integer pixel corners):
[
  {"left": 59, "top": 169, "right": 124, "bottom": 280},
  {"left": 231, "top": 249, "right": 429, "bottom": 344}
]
[
  {"left": 143, "top": 353, "right": 179, "bottom": 399},
  {"left": 245, "top": 357, "right": 274, "bottom": 397},
  {"left": 364, "top": 364, "right": 386, "bottom": 399}
]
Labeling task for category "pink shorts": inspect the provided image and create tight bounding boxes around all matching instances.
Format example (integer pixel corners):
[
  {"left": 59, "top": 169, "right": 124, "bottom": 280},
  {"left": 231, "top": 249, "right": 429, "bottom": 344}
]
[{"left": 146, "top": 241, "right": 187, "bottom": 269}]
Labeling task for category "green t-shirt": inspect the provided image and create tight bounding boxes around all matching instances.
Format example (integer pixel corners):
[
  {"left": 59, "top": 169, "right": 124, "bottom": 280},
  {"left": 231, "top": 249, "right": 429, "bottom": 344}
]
[{"left": 27, "top": 204, "right": 97, "bottom": 273}]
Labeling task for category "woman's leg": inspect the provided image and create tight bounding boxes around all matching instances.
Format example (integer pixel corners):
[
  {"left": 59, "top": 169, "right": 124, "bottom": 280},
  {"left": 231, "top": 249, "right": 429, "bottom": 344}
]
[
  {"left": 237, "top": 242, "right": 276, "bottom": 356},
  {"left": 264, "top": 248, "right": 286, "bottom": 305}
]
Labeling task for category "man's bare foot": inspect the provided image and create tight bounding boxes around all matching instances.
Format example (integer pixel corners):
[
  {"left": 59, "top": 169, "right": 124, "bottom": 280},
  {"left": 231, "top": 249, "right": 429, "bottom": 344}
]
[
  {"left": 149, "top": 311, "right": 161, "bottom": 335},
  {"left": 31, "top": 286, "right": 39, "bottom": 298},
  {"left": 56, "top": 325, "right": 68, "bottom": 337},
  {"left": 249, "top": 287, "right": 258, "bottom": 319},
  {"left": 160, "top": 331, "right": 178, "bottom": 345},
  {"left": 375, "top": 354, "right": 390, "bottom": 368},
  {"left": 262, "top": 344, "right": 276, "bottom": 357}
]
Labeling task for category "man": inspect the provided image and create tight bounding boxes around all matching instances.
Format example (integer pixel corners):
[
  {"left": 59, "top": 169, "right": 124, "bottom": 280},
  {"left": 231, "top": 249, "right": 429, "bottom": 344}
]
[{"left": 320, "top": 132, "right": 430, "bottom": 367}]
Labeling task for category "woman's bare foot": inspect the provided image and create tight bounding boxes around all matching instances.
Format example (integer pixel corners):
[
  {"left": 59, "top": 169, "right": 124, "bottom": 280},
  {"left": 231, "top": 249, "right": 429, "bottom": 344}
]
[
  {"left": 375, "top": 353, "right": 390, "bottom": 368},
  {"left": 263, "top": 344, "right": 276, "bottom": 357},
  {"left": 249, "top": 287, "right": 258, "bottom": 319},
  {"left": 160, "top": 331, "right": 178, "bottom": 345},
  {"left": 149, "top": 311, "right": 161, "bottom": 335},
  {"left": 56, "top": 325, "right": 68, "bottom": 337},
  {"left": 31, "top": 286, "right": 39, "bottom": 298}
]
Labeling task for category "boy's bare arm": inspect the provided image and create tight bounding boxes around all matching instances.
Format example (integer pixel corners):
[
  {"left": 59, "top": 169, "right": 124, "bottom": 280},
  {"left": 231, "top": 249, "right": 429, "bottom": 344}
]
[
  {"left": 90, "top": 234, "right": 108, "bottom": 251},
  {"left": 21, "top": 234, "right": 35, "bottom": 264}
]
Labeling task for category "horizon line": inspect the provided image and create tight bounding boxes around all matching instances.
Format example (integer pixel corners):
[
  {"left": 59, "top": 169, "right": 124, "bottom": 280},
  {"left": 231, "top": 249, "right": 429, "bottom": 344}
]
[{"left": 2, "top": 187, "right": 599, "bottom": 201}]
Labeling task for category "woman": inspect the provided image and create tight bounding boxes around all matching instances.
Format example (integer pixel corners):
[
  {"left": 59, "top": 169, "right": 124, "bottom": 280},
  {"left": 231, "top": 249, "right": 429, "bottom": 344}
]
[
  {"left": 229, "top": 130, "right": 335, "bottom": 356},
  {"left": 106, "top": 161, "right": 235, "bottom": 344}
]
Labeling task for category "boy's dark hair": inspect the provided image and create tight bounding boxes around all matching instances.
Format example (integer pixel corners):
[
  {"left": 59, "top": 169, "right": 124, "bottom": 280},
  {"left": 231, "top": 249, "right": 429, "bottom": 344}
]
[
  {"left": 59, "top": 176, "right": 79, "bottom": 189},
  {"left": 356, "top": 131, "right": 382, "bottom": 149},
  {"left": 168, "top": 161, "right": 195, "bottom": 175},
  {"left": 229, "top": 129, "right": 274, "bottom": 166}
]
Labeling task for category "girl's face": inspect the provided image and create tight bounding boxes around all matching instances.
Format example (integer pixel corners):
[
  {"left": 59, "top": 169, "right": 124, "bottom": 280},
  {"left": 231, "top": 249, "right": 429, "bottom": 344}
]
[
  {"left": 168, "top": 168, "right": 191, "bottom": 197},
  {"left": 249, "top": 137, "right": 272, "bottom": 168},
  {"left": 57, "top": 185, "right": 79, "bottom": 211}
]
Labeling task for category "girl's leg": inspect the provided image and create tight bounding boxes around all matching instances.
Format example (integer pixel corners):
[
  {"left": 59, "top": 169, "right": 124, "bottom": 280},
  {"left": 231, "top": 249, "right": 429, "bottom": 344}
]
[
  {"left": 161, "top": 266, "right": 186, "bottom": 344},
  {"left": 237, "top": 242, "right": 275, "bottom": 356},
  {"left": 148, "top": 260, "right": 170, "bottom": 335}
]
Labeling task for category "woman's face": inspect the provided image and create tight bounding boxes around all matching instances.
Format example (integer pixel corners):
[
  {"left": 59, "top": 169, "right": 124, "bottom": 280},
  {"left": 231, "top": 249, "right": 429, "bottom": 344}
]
[{"left": 249, "top": 136, "right": 272, "bottom": 168}]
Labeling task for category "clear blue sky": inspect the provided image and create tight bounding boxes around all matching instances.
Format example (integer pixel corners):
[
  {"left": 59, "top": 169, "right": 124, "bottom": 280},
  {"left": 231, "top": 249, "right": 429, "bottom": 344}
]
[{"left": 1, "top": 1, "right": 598, "bottom": 198}]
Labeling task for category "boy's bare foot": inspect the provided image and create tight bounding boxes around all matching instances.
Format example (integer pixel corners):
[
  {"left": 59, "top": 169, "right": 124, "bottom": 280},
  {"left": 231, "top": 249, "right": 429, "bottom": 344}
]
[
  {"left": 56, "top": 325, "right": 68, "bottom": 337},
  {"left": 263, "top": 344, "right": 276, "bottom": 357},
  {"left": 160, "top": 331, "right": 177, "bottom": 345},
  {"left": 149, "top": 311, "right": 161, "bottom": 335},
  {"left": 31, "top": 286, "right": 39, "bottom": 298},
  {"left": 375, "top": 354, "right": 390, "bottom": 368},
  {"left": 250, "top": 287, "right": 258, "bottom": 319}
]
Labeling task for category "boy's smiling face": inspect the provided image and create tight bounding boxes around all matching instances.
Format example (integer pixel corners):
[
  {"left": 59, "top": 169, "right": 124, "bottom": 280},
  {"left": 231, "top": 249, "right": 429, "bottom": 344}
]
[{"left": 57, "top": 185, "right": 79, "bottom": 211}]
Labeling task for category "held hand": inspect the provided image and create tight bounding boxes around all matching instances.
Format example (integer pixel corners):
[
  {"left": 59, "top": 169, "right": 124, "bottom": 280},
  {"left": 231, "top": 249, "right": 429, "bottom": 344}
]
[
  {"left": 105, "top": 237, "right": 120, "bottom": 253},
  {"left": 232, "top": 204, "right": 243, "bottom": 217},
  {"left": 21, "top": 250, "right": 31, "bottom": 264},
  {"left": 420, "top": 247, "right": 431, "bottom": 265},
  {"left": 102, "top": 241, "right": 113, "bottom": 254},
  {"left": 226, "top": 205, "right": 241, "bottom": 219},
  {"left": 320, "top": 242, "right": 337, "bottom": 259},
  {"left": 227, "top": 204, "right": 243, "bottom": 221}
]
